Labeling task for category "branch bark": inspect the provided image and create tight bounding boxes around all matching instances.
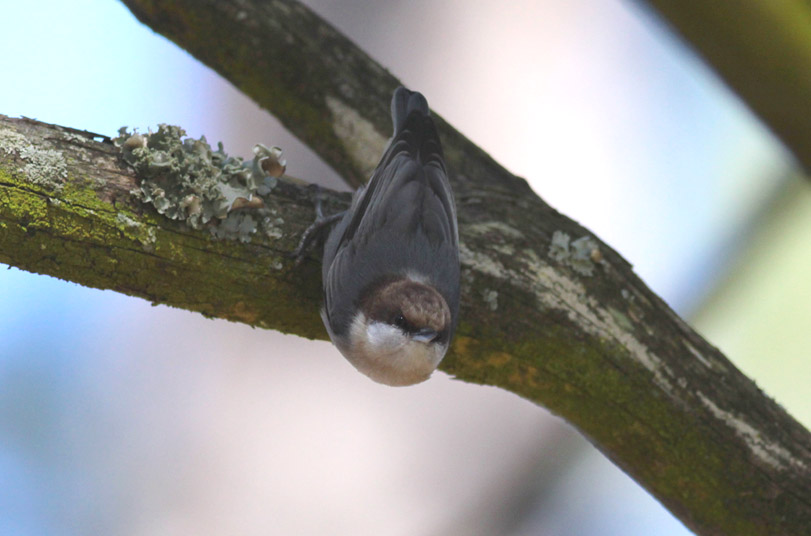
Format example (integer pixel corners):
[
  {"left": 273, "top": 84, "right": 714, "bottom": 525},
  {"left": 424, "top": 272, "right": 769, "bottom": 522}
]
[{"left": 0, "top": 1, "right": 808, "bottom": 534}]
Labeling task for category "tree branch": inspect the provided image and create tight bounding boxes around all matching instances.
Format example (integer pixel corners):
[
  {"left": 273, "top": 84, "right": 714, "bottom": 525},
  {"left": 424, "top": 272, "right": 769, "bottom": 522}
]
[{"left": 0, "top": 1, "right": 808, "bottom": 534}]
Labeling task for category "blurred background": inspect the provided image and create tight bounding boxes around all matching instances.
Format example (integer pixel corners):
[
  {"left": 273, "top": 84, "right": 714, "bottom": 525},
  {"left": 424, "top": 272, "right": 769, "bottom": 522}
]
[{"left": 1, "top": 1, "right": 808, "bottom": 534}]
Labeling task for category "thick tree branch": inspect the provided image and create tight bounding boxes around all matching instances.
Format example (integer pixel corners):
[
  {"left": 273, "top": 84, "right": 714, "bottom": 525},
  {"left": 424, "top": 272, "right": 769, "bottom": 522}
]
[{"left": 0, "top": 1, "right": 808, "bottom": 534}]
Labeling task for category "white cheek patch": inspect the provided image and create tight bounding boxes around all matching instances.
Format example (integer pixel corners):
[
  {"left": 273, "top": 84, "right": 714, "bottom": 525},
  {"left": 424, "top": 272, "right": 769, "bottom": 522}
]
[
  {"left": 347, "top": 314, "right": 404, "bottom": 354},
  {"left": 365, "top": 322, "right": 407, "bottom": 352},
  {"left": 343, "top": 313, "right": 448, "bottom": 386}
]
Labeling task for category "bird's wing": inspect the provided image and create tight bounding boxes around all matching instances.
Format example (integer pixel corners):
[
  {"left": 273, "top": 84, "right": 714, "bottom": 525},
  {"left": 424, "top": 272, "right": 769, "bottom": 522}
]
[{"left": 323, "top": 113, "right": 459, "bottom": 337}]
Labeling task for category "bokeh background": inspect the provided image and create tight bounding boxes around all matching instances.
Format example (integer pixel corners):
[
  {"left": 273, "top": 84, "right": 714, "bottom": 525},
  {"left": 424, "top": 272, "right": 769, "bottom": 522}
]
[{"left": 1, "top": 1, "right": 808, "bottom": 535}]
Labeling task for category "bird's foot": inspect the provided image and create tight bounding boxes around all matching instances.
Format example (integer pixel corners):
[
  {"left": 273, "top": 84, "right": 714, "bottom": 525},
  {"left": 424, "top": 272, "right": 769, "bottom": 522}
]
[{"left": 290, "top": 184, "right": 344, "bottom": 264}]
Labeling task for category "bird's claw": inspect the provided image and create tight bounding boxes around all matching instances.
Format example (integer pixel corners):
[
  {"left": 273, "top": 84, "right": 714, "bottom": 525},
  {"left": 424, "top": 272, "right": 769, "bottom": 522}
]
[{"left": 289, "top": 185, "right": 343, "bottom": 265}]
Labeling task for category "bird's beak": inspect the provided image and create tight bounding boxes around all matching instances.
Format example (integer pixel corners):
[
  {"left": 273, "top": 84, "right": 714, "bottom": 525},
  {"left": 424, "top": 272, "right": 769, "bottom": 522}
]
[{"left": 412, "top": 328, "right": 438, "bottom": 343}]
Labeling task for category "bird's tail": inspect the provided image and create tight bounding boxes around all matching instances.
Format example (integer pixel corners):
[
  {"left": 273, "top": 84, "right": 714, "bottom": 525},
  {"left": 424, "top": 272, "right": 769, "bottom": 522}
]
[{"left": 391, "top": 86, "right": 430, "bottom": 136}]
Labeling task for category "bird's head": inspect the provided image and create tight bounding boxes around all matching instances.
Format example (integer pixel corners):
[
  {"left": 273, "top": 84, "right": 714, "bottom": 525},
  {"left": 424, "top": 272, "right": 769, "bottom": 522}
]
[{"left": 331, "top": 277, "right": 452, "bottom": 386}]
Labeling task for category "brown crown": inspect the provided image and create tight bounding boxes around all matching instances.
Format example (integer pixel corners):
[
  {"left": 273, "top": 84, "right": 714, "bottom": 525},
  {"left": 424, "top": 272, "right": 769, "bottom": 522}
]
[{"left": 361, "top": 277, "right": 450, "bottom": 334}]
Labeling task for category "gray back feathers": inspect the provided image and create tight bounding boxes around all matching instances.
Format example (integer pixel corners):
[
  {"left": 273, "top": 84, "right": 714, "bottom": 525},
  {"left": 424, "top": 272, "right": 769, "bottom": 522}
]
[{"left": 322, "top": 87, "right": 460, "bottom": 340}]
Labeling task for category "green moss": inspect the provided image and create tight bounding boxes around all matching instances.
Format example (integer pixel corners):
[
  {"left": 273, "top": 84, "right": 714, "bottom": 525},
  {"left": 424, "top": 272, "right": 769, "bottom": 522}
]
[{"left": 441, "top": 316, "right": 772, "bottom": 535}]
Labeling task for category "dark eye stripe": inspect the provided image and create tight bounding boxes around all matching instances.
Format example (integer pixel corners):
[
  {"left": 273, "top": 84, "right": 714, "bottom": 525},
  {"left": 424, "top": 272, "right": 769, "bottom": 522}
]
[{"left": 393, "top": 313, "right": 413, "bottom": 332}]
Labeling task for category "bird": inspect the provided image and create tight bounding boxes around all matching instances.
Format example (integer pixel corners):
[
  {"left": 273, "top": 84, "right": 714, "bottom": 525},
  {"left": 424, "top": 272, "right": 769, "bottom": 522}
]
[{"left": 320, "top": 86, "right": 460, "bottom": 386}]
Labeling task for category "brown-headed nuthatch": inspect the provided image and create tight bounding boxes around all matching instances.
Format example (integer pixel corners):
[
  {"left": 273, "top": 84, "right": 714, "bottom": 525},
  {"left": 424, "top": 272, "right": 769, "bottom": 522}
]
[{"left": 321, "top": 87, "right": 460, "bottom": 386}]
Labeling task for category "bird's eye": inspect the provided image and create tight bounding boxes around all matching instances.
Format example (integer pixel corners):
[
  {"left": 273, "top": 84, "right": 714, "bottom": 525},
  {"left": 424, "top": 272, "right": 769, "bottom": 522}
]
[{"left": 393, "top": 313, "right": 407, "bottom": 328}]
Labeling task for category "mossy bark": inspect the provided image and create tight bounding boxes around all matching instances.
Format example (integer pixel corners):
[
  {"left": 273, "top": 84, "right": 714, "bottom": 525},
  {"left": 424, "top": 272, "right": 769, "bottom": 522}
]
[
  {"left": 0, "top": 115, "right": 336, "bottom": 336},
  {"left": 1, "top": 1, "right": 809, "bottom": 534}
]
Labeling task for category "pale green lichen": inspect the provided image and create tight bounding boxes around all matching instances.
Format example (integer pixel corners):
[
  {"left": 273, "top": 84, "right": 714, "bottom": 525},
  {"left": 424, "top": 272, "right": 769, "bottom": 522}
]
[
  {"left": 115, "top": 212, "right": 157, "bottom": 250},
  {"left": 115, "top": 125, "right": 286, "bottom": 243},
  {"left": 608, "top": 306, "right": 634, "bottom": 332},
  {"left": 0, "top": 127, "right": 68, "bottom": 188},
  {"left": 548, "top": 230, "right": 571, "bottom": 262},
  {"left": 0, "top": 129, "right": 29, "bottom": 155},
  {"left": 63, "top": 132, "right": 87, "bottom": 144},
  {"left": 548, "top": 230, "right": 601, "bottom": 276},
  {"left": 261, "top": 216, "right": 285, "bottom": 240},
  {"left": 482, "top": 288, "right": 499, "bottom": 311}
]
